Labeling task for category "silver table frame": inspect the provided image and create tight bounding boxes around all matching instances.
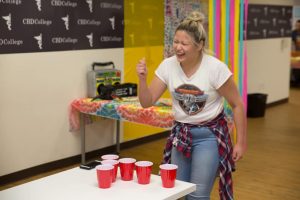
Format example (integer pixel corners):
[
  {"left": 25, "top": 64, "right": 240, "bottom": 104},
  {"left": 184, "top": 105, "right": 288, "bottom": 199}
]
[{"left": 80, "top": 113, "right": 120, "bottom": 164}]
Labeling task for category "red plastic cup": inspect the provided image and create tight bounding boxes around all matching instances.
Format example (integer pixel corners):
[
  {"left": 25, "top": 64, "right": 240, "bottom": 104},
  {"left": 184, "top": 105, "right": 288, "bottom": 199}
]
[
  {"left": 101, "top": 154, "right": 119, "bottom": 160},
  {"left": 119, "top": 158, "right": 136, "bottom": 181},
  {"left": 159, "top": 164, "right": 178, "bottom": 188},
  {"left": 135, "top": 161, "right": 153, "bottom": 184},
  {"left": 96, "top": 164, "right": 114, "bottom": 189},
  {"left": 101, "top": 159, "right": 119, "bottom": 182}
]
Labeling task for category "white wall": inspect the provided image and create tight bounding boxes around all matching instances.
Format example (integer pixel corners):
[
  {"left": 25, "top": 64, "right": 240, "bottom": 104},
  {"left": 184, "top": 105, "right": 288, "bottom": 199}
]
[
  {"left": 249, "top": 0, "right": 295, "bottom": 6},
  {"left": 247, "top": 38, "right": 291, "bottom": 103},
  {"left": 247, "top": 0, "right": 294, "bottom": 103},
  {"left": 0, "top": 49, "right": 124, "bottom": 176}
]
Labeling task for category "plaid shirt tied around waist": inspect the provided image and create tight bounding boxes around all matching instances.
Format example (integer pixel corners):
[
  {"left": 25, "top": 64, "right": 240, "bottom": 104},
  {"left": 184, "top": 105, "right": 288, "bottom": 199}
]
[{"left": 162, "top": 111, "right": 235, "bottom": 200}]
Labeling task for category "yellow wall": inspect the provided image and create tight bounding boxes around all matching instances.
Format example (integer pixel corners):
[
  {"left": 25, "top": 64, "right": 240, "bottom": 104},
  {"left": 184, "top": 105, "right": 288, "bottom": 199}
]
[{"left": 123, "top": 0, "right": 166, "bottom": 141}]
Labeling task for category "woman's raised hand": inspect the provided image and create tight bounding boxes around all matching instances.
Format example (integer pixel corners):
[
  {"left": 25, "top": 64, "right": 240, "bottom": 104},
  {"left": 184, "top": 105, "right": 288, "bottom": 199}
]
[{"left": 136, "top": 57, "right": 147, "bottom": 80}]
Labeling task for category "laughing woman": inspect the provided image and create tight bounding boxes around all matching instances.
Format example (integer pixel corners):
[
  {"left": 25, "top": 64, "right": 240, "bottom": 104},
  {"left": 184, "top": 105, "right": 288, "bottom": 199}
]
[{"left": 136, "top": 11, "right": 247, "bottom": 200}]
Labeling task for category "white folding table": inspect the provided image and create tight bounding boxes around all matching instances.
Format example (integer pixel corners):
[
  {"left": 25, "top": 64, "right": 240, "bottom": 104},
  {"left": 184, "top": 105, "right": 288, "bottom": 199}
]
[{"left": 0, "top": 167, "right": 196, "bottom": 200}]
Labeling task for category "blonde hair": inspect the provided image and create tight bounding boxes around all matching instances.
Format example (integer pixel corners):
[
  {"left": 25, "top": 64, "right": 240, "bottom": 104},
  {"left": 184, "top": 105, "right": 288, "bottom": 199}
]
[{"left": 176, "top": 11, "right": 206, "bottom": 45}]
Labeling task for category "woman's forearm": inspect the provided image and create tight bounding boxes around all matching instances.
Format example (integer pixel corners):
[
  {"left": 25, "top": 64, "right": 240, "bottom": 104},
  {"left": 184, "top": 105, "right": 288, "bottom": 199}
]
[
  {"left": 138, "top": 79, "right": 153, "bottom": 108},
  {"left": 232, "top": 102, "right": 247, "bottom": 146}
]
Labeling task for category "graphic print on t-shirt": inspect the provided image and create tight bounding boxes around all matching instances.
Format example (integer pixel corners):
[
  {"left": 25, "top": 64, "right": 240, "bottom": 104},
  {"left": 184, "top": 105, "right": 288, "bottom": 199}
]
[{"left": 172, "top": 84, "right": 208, "bottom": 115}]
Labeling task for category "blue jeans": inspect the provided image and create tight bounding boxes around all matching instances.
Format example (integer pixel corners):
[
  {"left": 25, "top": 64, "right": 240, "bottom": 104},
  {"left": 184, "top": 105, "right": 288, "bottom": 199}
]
[{"left": 171, "top": 127, "right": 219, "bottom": 200}]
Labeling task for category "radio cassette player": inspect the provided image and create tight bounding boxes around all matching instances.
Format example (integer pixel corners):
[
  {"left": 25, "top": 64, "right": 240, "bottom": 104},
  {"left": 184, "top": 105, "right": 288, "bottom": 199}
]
[{"left": 87, "top": 62, "right": 137, "bottom": 100}]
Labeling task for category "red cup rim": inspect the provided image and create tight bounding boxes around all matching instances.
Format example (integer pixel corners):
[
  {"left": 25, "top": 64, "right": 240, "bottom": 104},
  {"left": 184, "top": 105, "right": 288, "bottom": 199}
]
[
  {"left": 101, "top": 159, "right": 119, "bottom": 165},
  {"left": 135, "top": 161, "right": 153, "bottom": 167},
  {"left": 96, "top": 164, "right": 114, "bottom": 170},
  {"left": 101, "top": 154, "right": 119, "bottom": 160},
  {"left": 159, "top": 164, "right": 178, "bottom": 170},
  {"left": 119, "top": 158, "right": 136, "bottom": 163}
]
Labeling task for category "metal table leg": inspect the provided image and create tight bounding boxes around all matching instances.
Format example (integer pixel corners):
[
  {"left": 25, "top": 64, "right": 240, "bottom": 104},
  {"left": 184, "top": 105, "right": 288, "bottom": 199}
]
[
  {"left": 80, "top": 113, "right": 120, "bottom": 164},
  {"left": 80, "top": 113, "right": 86, "bottom": 165},
  {"left": 116, "top": 120, "right": 120, "bottom": 154}
]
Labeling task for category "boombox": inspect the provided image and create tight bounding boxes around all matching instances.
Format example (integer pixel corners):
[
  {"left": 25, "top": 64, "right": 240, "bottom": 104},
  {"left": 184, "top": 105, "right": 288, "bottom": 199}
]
[
  {"left": 96, "top": 83, "right": 137, "bottom": 100},
  {"left": 87, "top": 62, "right": 137, "bottom": 100}
]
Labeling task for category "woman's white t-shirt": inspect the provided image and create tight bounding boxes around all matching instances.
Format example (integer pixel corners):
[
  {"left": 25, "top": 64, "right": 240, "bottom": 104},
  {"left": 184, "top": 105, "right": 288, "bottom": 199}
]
[{"left": 155, "top": 54, "right": 232, "bottom": 124}]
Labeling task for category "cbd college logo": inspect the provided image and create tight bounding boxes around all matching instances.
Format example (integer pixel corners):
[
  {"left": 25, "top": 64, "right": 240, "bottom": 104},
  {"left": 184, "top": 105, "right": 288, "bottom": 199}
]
[
  {"left": 34, "top": 33, "right": 43, "bottom": 49},
  {"left": 35, "top": 0, "right": 42, "bottom": 11},
  {"left": 2, "top": 13, "right": 12, "bottom": 31},
  {"left": 86, "top": 0, "right": 93, "bottom": 13},
  {"left": 109, "top": 16, "right": 115, "bottom": 30},
  {"left": 61, "top": 15, "right": 69, "bottom": 30},
  {"left": 86, "top": 33, "right": 93, "bottom": 47}
]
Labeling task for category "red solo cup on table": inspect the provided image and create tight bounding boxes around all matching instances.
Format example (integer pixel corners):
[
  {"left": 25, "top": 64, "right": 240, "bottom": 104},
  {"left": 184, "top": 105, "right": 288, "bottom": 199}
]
[
  {"left": 101, "top": 159, "right": 119, "bottom": 182},
  {"left": 159, "top": 164, "right": 178, "bottom": 188},
  {"left": 135, "top": 161, "right": 153, "bottom": 184},
  {"left": 96, "top": 164, "right": 114, "bottom": 189},
  {"left": 101, "top": 154, "right": 119, "bottom": 160},
  {"left": 118, "top": 158, "right": 136, "bottom": 181}
]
